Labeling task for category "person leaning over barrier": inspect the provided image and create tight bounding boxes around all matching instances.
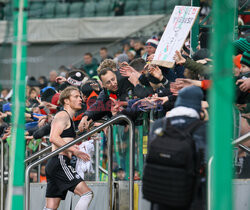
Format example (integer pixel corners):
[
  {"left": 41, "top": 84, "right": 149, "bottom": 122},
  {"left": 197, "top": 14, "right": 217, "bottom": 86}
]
[
  {"left": 44, "top": 86, "right": 93, "bottom": 210},
  {"left": 78, "top": 68, "right": 131, "bottom": 132}
]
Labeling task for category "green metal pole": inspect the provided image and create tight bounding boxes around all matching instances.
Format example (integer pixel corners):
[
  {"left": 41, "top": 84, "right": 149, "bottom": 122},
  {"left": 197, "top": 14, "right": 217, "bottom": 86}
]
[
  {"left": 209, "top": 0, "right": 234, "bottom": 209},
  {"left": 233, "top": 0, "right": 238, "bottom": 40},
  {"left": 190, "top": 0, "right": 200, "bottom": 54},
  {"left": 99, "top": 132, "right": 104, "bottom": 180},
  {"left": 138, "top": 125, "right": 143, "bottom": 178},
  {"left": 7, "top": 0, "right": 27, "bottom": 209},
  {"left": 113, "top": 125, "right": 121, "bottom": 168}
]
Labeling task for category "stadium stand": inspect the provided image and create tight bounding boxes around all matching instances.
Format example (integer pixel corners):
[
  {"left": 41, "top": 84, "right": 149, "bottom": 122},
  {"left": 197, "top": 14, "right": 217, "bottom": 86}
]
[
  {"left": 83, "top": 1, "right": 96, "bottom": 17},
  {"left": 96, "top": 1, "right": 110, "bottom": 17},
  {"left": 3, "top": 2, "right": 12, "bottom": 20},
  {"left": 42, "top": 2, "right": 56, "bottom": 19},
  {"left": 68, "top": 2, "right": 84, "bottom": 18},
  {"left": 151, "top": 0, "right": 166, "bottom": 15},
  {"left": 137, "top": 0, "right": 151, "bottom": 16},
  {"left": 124, "top": 0, "right": 138, "bottom": 16},
  {"left": 29, "top": 1, "right": 43, "bottom": 19},
  {"left": 0, "top": 0, "right": 193, "bottom": 20},
  {"left": 55, "top": 2, "right": 69, "bottom": 18}
]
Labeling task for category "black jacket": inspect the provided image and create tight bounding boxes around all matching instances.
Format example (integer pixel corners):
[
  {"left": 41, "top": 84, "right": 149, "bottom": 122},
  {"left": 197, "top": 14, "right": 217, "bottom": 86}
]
[
  {"left": 149, "top": 116, "right": 207, "bottom": 210},
  {"left": 149, "top": 116, "right": 207, "bottom": 156}
]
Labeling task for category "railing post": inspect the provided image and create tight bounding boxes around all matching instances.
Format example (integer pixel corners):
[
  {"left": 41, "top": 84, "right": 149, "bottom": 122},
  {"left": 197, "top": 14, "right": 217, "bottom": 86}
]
[
  {"left": 129, "top": 120, "right": 135, "bottom": 210},
  {"left": 25, "top": 165, "right": 31, "bottom": 210},
  {"left": 37, "top": 143, "right": 41, "bottom": 183},
  {"left": 95, "top": 138, "right": 100, "bottom": 181},
  {"left": 209, "top": 0, "right": 234, "bottom": 209},
  {"left": 108, "top": 126, "right": 113, "bottom": 210},
  {"left": 0, "top": 139, "right": 4, "bottom": 210}
]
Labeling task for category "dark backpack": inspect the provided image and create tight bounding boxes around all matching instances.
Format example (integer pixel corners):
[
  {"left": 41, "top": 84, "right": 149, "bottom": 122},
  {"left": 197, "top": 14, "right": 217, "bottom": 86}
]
[{"left": 142, "top": 118, "right": 204, "bottom": 208}]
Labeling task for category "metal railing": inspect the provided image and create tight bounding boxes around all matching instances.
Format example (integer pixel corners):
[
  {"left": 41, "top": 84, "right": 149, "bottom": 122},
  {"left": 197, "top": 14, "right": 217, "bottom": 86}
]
[
  {"left": 238, "top": 144, "right": 250, "bottom": 154},
  {"left": 24, "top": 145, "right": 52, "bottom": 164},
  {"left": 25, "top": 114, "right": 134, "bottom": 210},
  {"left": 0, "top": 139, "right": 4, "bottom": 210},
  {"left": 232, "top": 132, "right": 250, "bottom": 146}
]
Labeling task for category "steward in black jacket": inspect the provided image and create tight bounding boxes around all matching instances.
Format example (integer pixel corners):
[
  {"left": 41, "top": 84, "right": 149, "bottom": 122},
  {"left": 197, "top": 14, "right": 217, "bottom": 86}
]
[{"left": 147, "top": 85, "right": 208, "bottom": 210}]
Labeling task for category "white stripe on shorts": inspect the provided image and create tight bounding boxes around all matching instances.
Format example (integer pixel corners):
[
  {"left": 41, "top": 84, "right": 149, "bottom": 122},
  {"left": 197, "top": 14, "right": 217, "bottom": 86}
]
[{"left": 59, "top": 155, "right": 74, "bottom": 181}]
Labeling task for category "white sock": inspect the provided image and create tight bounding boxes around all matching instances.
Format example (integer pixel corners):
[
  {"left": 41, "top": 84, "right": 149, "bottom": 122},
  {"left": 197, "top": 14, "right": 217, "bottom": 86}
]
[
  {"left": 43, "top": 208, "right": 55, "bottom": 210},
  {"left": 75, "top": 191, "right": 93, "bottom": 210}
]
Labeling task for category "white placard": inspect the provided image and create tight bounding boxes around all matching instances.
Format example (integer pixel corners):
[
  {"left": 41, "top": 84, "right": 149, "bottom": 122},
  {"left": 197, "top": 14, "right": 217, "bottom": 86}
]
[{"left": 152, "top": 6, "right": 200, "bottom": 68}]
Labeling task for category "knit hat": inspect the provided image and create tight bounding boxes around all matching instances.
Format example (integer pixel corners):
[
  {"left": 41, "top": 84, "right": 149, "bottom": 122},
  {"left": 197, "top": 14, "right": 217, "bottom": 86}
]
[
  {"left": 117, "top": 53, "right": 129, "bottom": 63},
  {"left": 81, "top": 80, "right": 101, "bottom": 97},
  {"left": 66, "top": 70, "right": 85, "bottom": 86},
  {"left": 240, "top": 51, "right": 250, "bottom": 67},
  {"left": 147, "top": 74, "right": 161, "bottom": 84},
  {"left": 146, "top": 38, "right": 159, "bottom": 49},
  {"left": 40, "top": 86, "right": 56, "bottom": 102},
  {"left": 175, "top": 86, "right": 203, "bottom": 113},
  {"left": 233, "top": 37, "right": 250, "bottom": 54},
  {"left": 233, "top": 54, "right": 242, "bottom": 69}
]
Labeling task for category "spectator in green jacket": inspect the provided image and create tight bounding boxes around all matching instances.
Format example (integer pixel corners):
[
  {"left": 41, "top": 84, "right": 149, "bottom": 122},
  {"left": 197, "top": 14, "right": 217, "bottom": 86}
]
[{"left": 80, "top": 53, "right": 99, "bottom": 78}]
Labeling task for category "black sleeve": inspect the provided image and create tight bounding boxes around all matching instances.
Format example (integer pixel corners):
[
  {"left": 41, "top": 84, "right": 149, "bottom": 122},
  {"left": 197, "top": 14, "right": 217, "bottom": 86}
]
[
  {"left": 138, "top": 74, "right": 150, "bottom": 86},
  {"left": 33, "top": 123, "right": 51, "bottom": 139},
  {"left": 133, "top": 84, "right": 154, "bottom": 98},
  {"left": 162, "top": 95, "right": 176, "bottom": 112},
  {"left": 84, "top": 90, "right": 112, "bottom": 121}
]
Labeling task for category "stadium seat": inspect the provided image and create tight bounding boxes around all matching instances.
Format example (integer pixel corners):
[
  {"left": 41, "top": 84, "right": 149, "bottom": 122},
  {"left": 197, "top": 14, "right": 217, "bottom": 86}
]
[
  {"left": 29, "top": 1, "right": 44, "bottom": 19},
  {"left": 83, "top": 2, "right": 96, "bottom": 17},
  {"left": 3, "top": 3, "right": 12, "bottom": 20},
  {"left": 96, "top": 1, "right": 110, "bottom": 17},
  {"left": 0, "top": 4, "right": 4, "bottom": 20},
  {"left": 124, "top": 1, "right": 138, "bottom": 16},
  {"left": 42, "top": 2, "right": 56, "bottom": 19},
  {"left": 151, "top": 0, "right": 165, "bottom": 15},
  {"left": 178, "top": 0, "right": 191, "bottom": 5},
  {"left": 69, "top": 2, "right": 84, "bottom": 18},
  {"left": 137, "top": 0, "right": 151, "bottom": 15},
  {"left": 165, "top": 0, "right": 178, "bottom": 13},
  {"left": 55, "top": 2, "right": 69, "bottom": 18}
]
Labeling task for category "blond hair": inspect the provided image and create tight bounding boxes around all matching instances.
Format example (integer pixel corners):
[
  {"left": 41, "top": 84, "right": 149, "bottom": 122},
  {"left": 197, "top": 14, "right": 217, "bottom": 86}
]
[{"left": 59, "top": 86, "right": 79, "bottom": 105}]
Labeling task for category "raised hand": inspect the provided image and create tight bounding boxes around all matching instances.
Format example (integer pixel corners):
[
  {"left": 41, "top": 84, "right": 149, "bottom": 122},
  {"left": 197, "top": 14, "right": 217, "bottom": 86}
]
[
  {"left": 147, "top": 54, "right": 155, "bottom": 62},
  {"left": 56, "top": 76, "right": 66, "bottom": 84},
  {"left": 175, "top": 78, "right": 202, "bottom": 88},
  {"left": 148, "top": 65, "right": 163, "bottom": 80},
  {"left": 128, "top": 72, "right": 140, "bottom": 86},
  {"left": 236, "top": 78, "right": 250, "bottom": 92},
  {"left": 173, "top": 50, "right": 186, "bottom": 65},
  {"left": 120, "top": 65, "right": 138, "bottom": 77},
  {"left": 78, "top": 116, "right": 92, "bottom": 132}
]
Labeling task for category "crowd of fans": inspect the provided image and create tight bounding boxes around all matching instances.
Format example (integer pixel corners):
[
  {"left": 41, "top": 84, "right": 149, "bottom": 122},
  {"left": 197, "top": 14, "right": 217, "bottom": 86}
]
[{"left": 0, "top": 14, "right": 249, "bottom": 183}]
